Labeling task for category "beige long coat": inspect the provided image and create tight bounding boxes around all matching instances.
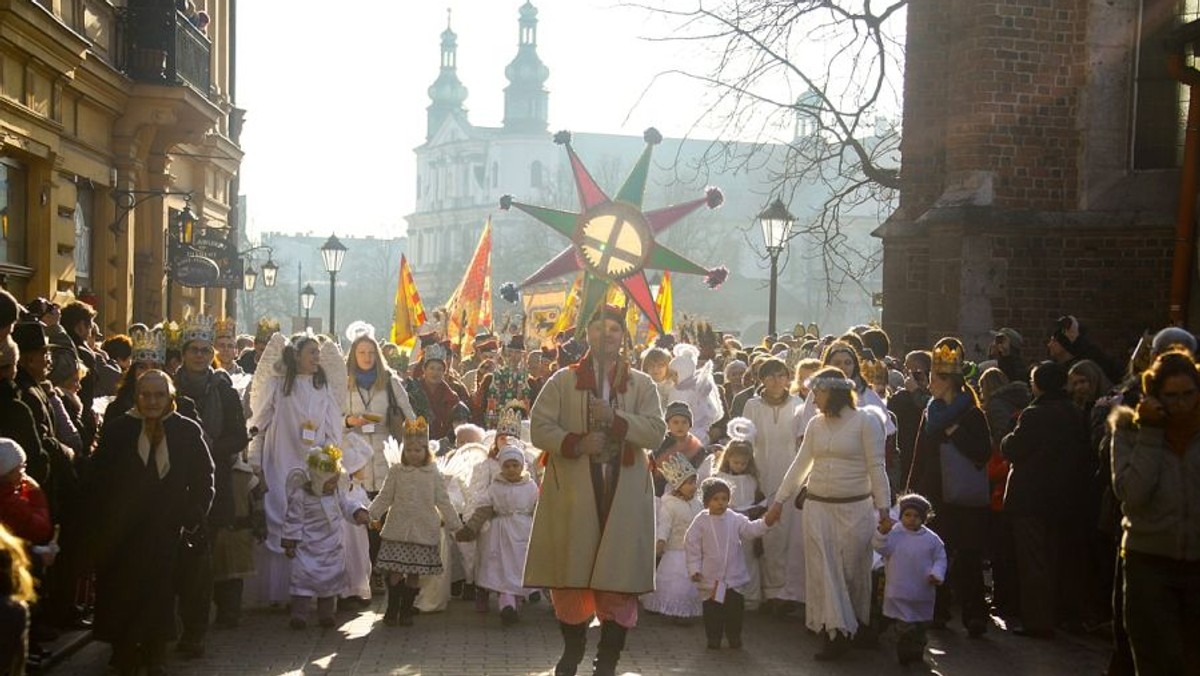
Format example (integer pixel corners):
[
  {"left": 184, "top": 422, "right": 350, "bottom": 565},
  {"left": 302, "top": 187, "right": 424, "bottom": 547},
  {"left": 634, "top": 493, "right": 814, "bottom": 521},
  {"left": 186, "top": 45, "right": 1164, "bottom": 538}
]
[{"left": 524, "top": 358, "right": 665, "bottom": 594}]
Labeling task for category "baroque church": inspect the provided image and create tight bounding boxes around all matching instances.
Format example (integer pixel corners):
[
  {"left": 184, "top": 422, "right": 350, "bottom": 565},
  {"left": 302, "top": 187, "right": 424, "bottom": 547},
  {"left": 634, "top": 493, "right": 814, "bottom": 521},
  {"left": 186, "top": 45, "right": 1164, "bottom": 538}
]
[{"left": 405, "top": 2, "right": 887, "bottom": 337}]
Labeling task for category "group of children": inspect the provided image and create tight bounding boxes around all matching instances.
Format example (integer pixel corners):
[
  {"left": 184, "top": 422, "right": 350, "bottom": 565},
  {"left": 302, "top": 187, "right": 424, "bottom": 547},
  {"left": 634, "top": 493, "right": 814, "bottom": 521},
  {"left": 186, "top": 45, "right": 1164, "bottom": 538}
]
[
  {"left": 645, "top": 402, "right": 949, "bottom": 664},
  {"left": 278, "top": 413, "right": 540, "bottom": 630}
]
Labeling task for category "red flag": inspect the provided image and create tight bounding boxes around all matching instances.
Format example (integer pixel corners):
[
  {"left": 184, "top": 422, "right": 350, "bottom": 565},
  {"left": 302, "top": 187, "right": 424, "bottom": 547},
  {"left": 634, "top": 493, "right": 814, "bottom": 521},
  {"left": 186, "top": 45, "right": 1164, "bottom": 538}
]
[{"left": 444, "top": 219, "right": 493, "bottom": 356}]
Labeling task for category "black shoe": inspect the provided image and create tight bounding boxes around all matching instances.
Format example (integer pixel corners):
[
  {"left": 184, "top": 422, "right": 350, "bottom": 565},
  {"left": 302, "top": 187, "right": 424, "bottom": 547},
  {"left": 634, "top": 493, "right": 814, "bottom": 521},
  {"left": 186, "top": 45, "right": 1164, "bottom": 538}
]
[
  {"left": 556, "top": 621, "right": 588, "bottom": 676},
  {"left": 592, "top": 620, "right": 627, "bottom": 676},
  {"left": 500, "top": 606, "right": 519, "bottom": 626},
  {"left": 451, "top": 580, "right": 465, "bottom": 598},
  {"left": 529, "top": 590, "right": 542, "bottom": 604},
  {"left": 319, "top": 616, "right": 336, "bottom": 629}
]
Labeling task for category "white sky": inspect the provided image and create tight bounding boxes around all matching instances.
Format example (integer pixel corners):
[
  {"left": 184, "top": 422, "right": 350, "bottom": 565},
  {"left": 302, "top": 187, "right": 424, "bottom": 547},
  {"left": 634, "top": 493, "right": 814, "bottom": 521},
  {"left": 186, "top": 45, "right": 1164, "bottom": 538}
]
[{"left": 236, "top": 1, "right": 719, "bottom": 240}]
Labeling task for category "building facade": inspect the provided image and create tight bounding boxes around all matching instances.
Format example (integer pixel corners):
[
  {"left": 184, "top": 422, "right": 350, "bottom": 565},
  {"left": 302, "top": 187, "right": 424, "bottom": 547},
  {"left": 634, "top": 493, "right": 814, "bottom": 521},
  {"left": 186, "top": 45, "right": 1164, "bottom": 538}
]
[
  {"left": 879, "top": 0, "right": 1188, "bottom": 359},
  {"left": 0, "top": 0, "right": 242, "bottom": 334},
  {"left": 405, "top": 2, "right": 890, "bottom": 338}
]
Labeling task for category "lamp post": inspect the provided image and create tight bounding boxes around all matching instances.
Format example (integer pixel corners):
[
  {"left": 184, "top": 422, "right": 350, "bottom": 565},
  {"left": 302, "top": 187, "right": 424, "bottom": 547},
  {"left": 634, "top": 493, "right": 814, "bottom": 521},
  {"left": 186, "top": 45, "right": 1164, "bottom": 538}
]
[
  {"left": 758, "top": 198, "right": 796, "bottom": 338},
  {"left": 164, "top": 202, "right": 199, "bottom": 319},
  {"left": 319, "top": 234, "right": 347, "bottom": 338},
  {"left": 301, "top": 284, "right": 317, "bottom": 331}
]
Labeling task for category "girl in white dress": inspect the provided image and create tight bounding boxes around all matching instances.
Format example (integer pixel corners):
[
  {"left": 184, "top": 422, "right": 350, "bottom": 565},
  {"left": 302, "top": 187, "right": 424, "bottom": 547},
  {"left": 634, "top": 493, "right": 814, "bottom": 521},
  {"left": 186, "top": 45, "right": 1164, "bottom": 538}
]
[
  {"left": 456, "top": 443, "right": 538, "bottom": 625},
  {"left": 641, "top": 453, "right": 703, "bottom": 621},
  {"left": 367, "top": 417, "right": 463, "bottom": 626},
  {"left": 247, "top": 333, "right": 347, "bottom": 604},
  {"left": 281, "top": 445, "right": 369, "bottom": 629},
  {"left": 709, "top": 418, "right": 767, "bottom": 608}
]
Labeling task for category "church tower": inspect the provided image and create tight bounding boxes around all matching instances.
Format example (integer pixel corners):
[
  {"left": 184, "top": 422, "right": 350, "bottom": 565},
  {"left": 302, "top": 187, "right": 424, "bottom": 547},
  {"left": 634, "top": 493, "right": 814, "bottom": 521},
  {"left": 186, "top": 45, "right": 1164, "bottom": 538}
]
[
  {"left": 426, "top": 11, "right": 469, "bottom": 141},
  {"left": 503, "top": 2, "right": 550, "bottom": 134}
]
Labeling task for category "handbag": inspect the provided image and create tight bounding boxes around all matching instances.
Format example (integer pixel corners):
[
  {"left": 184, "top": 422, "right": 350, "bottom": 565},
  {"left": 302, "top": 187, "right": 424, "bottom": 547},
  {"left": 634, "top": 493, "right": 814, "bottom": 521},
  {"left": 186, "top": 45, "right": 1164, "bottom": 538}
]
[
  {"left": 385, "top": 379, "right": 408, "bottom": 440},
  {"left": 938, "top": 440, "right": 990, "bottom": 507}
]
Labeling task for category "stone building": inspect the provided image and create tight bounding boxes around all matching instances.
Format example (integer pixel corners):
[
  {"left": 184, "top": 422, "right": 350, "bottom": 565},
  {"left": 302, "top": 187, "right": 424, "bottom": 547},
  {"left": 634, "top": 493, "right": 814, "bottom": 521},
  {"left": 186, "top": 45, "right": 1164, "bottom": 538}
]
[
  {"left": 0, "top": 0, "right": 242, "bottom": 333},
  {"left": 878, "top": 0, "right": 1191, "bottom": 360},
  {"left": 406, "top": 2, "right": 889, "bottom": 338}
]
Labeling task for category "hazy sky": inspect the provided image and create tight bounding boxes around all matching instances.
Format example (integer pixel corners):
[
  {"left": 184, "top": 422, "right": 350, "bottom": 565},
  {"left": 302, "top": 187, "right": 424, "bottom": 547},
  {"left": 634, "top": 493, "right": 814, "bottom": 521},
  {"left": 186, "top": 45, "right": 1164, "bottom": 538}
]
[{"left": 236, "top": 1, "right": 722, "bottom": 240}]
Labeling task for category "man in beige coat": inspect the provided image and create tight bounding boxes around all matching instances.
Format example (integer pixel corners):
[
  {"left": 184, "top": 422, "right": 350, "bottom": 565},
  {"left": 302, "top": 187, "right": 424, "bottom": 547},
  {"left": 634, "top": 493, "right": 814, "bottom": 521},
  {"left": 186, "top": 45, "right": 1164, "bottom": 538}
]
[{"left": 526, "top": 305, "right": 666, "bottom": 676}]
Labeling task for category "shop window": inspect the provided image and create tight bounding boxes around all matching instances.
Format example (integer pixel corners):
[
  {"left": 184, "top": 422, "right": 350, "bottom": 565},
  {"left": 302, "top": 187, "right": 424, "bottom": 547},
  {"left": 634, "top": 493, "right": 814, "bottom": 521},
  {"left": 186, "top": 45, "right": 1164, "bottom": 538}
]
[
  {"left": 0, "top": 158, "right": 28, "bottom": 267},
  {"left": 74, "top": 180, "right": 95, "bottom": 291}
]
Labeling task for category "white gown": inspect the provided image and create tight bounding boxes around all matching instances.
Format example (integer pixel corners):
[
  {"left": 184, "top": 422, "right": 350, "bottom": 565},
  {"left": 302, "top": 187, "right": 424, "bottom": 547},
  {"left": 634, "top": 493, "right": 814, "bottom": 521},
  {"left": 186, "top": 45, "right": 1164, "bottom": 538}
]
[
  {"left": 475, "top": 476, "right": 538, "bottom": 595},
  {"left": 247, "top": 376, "right": 346, "bottom": 603},
  {"left": 743, "top": 394, "right": 805, "bottom": 601},
  {"left": 713, "top": 470, "right": 764, "bottom": 605},
  {"left": 283, "top": 470, "right": 366, "bottom": 598},
  {"left": 642, "top": 494, "right": 704, "bottom": 617}
]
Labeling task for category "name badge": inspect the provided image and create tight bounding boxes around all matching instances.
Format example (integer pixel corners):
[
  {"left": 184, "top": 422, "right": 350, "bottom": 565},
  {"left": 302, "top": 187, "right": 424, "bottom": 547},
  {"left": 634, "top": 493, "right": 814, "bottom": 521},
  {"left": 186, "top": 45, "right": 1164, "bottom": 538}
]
[
  {"left": 361, "top": 424, "right": 376, "bottom": 435},
  {"left": 301, "top": 426, "right": 317, "bottom": 443}
]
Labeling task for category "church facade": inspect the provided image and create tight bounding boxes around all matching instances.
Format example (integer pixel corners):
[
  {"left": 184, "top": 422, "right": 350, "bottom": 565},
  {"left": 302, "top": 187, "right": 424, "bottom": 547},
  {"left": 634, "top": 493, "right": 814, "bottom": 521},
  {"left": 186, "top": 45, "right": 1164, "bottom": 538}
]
[{"left": 405, "top": 2, "right": 889, "bottom": 337}]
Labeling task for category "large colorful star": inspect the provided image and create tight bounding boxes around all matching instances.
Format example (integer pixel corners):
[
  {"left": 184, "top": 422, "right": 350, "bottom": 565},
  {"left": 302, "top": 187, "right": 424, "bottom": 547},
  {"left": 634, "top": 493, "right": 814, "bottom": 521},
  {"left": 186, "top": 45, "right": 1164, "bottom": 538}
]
[{"left": 499, "top": 128, "right": 726, "bottom": 333}]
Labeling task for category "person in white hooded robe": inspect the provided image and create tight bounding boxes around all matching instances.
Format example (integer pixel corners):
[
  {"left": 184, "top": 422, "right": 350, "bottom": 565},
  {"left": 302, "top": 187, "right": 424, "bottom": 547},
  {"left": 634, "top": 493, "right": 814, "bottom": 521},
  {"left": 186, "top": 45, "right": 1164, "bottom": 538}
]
[{"left": 664, "top": 344, "right": 724, "bottom": 445}]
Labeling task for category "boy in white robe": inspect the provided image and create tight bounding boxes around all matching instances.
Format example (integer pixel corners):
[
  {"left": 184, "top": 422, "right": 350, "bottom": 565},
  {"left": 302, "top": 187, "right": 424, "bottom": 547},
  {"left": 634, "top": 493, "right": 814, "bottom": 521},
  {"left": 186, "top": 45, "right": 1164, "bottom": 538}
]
[{"left": 872, "top": 493, "right": 947, "bottom": 665}]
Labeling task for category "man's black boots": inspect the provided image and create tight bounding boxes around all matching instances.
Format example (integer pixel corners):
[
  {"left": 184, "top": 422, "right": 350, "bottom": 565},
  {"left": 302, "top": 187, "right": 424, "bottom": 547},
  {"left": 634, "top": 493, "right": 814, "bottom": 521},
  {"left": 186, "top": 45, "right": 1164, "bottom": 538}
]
[{"left": 555, "top": 621, "right": 588, "bottom": 676}]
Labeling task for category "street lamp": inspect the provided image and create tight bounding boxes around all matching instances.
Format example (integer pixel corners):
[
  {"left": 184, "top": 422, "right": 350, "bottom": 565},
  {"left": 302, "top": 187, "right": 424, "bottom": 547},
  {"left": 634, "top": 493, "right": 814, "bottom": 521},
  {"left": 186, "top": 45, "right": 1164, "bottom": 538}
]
[
  {"left": 319, "top": 234, "right": 347, "bottom": 338},
  {"left": 260, "top": 257, "right": 279, "bottom": 288},
  {"left": 758, "top": 197, "right": 796, "bottom": 338},
  {"left": 301, "top": 283, "right": 317, "bottom": 330}
]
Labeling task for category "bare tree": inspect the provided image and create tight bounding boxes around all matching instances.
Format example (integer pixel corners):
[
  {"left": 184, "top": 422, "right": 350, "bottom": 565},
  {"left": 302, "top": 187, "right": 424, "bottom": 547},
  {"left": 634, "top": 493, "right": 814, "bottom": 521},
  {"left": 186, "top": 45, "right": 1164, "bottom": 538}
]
[{"left": 625, "top": 0, "right": 906, "bottom": 303}]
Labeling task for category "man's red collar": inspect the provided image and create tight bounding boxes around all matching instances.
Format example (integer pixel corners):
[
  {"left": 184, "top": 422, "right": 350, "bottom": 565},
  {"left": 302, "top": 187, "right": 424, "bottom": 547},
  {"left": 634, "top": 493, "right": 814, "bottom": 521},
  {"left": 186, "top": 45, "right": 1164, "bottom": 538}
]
[{"left": 570, "top": 350, "right": 630, "bottom": 394}]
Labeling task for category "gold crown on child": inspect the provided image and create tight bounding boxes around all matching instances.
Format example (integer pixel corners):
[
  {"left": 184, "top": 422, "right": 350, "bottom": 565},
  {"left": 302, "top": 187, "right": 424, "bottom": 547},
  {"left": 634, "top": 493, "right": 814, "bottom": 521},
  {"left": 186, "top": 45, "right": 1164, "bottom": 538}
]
[
  {"left": 306, "top": 444, "right": 343, "bottom": 475},
  {"left": 403, "top": 416, "right": 429, "bottom": 438},
  {"left": 496, "top": 406, "right": 522, "bottom": 438},
  {"left": 130, "top": 328, "right": 166, "bottom": 365},
  {"left": 931, "top": 343, "right": 963, "bottom": 376}
]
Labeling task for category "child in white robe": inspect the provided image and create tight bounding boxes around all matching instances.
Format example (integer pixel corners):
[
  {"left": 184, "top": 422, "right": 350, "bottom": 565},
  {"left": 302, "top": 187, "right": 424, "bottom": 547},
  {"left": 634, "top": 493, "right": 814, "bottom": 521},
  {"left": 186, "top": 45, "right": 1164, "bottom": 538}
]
[
  {"left": 641, "top": 453, "right": 703, "bottom": 621},
  {"left": 281, "top": 445, "right": 370, "bottom": 629},
  {"left": 709, "top": 419, "right": 767, "bottom": 609},
  {"left": 339, "top": 433, "right": 375, "bottom": 608},
  {"left": 455, "top": 443, "right": 537, "bottom": 625},
  {"left": 686, "top": 477, "right": 772, "bottom": 650},
  {"left": 872, "top": 493, "right": 947, "bottom": 665}
]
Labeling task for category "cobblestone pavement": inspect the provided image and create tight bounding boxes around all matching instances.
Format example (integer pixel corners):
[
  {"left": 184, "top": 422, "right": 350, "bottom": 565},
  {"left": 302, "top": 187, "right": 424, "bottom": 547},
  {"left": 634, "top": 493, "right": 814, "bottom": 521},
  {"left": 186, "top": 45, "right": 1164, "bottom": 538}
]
[{"left": 50, "top": 597, "right": 1108, "bottom": 676}]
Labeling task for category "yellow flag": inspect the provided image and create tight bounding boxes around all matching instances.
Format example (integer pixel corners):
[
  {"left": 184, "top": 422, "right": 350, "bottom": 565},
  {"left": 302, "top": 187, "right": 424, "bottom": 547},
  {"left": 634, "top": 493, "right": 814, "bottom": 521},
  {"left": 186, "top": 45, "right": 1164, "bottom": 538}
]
[
  {"left": 390, "top": 254, "right": 427, "bottom": 347},
  {"left": 552, "top": 274, "right": 583, "bottom": 336},
  {"left": 647, "top": 271, "right": 673, "bottom": 340}
]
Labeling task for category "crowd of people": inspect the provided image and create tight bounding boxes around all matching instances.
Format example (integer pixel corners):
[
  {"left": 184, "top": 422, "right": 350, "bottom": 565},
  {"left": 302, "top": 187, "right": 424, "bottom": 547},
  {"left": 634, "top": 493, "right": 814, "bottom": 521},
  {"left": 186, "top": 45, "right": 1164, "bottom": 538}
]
[{"left": 0, "top": 284, "right": 1196, "bottom": 676}]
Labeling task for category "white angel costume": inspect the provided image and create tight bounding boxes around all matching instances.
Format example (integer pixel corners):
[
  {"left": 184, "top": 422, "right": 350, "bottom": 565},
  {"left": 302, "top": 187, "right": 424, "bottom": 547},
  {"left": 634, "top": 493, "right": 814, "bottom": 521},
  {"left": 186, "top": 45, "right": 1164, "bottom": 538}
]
[
  {"left": 472, "top": 459, "right": 538, "bottom": 597},
  {"left": 742, "top": 393, "right": 806, "bottom": 602},
  {"left": 247, "top": 334, "right": 349, "bottom": 604},
  {"left": 665, "top": 344, "right": 724, "bottom": 445},
  {"left": 282, "top": 466, "right": 367, "bottom": 599},
  {"left": 339, "top": 432, "right": 375, "bottom": 600}
]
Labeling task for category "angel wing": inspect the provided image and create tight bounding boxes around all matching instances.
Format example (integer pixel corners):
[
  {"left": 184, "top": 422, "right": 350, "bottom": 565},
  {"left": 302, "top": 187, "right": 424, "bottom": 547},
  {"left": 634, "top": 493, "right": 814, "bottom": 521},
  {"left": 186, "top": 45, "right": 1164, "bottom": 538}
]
[
  {"left": 248, "top": 332, "right": 286, "bottom": 424},
  {"left": 438, "top": 441, "right": 490, "bottom": 514},
  {"left": 319, "top": 339, "right": 348, "bottom": 414}
]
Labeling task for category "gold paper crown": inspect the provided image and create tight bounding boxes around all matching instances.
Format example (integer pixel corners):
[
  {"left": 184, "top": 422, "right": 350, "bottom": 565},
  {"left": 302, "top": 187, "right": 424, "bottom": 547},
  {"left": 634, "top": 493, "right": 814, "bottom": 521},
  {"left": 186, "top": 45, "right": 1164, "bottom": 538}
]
[
  {"left": 161, "top": 321, "right": 183, "bottom": 350},
  {"left": 931, "top": 343, "right": 963, "bottom": 375},
  {"left": 423, "top": 342, "right": 450, "bottom": 364},
  {"left": 214, "top": 317, "right": 236, "bottom": 339},
  {"left": 181, "top": 314, "right": 216, "bottom": 345},
  {"left": 403, "top": 416, "right": 429, "bottom": 438},
  {"left": 130, "top": 328, "right": 166, "bottom": 365},
  {"left": 255, "top": 317, "right": 281, "bottom": 343},
  {"left": 658, "top": 453, "right": 698, "bottom": 491},
  {"left": 861, "top": 358, "right": 889, "bottom": 385},
  {"left": 497, "top": 407, "right": 522, "bottom": 438},
  {"left": 306, "top": 444, "right": 344, "bottom": 475}
]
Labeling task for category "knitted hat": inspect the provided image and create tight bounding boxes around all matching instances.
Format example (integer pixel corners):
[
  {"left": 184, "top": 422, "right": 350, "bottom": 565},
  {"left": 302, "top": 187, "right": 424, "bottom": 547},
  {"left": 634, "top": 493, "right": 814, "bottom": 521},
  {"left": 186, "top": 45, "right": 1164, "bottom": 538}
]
[
  {"left": 897, "top": 493, "right": 933, "bottom": 520},
  {"left": 700, "top": 476, "right": 732, "bottom": 505},
  {"left": 497, "top": 443, "right": 525, "bottom": 467},
  {"left": 1151, "top": 327, "right": 1197, "bottom": 356},
  {"left": 664, "top": 400, "right": 693, "bottom": 424},
  {"left": 669, "top": 344, "right": 700, "bottom": 382},
  {"left": 658, "top": 453, "right": 697, "bottom": 491},
  {"left": 0, "top": 438, "right": 26, "bottom": 476}
]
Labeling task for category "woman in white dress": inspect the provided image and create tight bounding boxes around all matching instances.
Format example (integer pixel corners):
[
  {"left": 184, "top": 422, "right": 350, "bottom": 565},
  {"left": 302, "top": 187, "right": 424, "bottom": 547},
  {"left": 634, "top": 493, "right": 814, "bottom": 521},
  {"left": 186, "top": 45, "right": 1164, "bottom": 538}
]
[
  {"left": 766, "top": 366, "right": 890, "bottom": 661},
  {"left": 247, "top": 333, "right": 347, "bottom": 604}
]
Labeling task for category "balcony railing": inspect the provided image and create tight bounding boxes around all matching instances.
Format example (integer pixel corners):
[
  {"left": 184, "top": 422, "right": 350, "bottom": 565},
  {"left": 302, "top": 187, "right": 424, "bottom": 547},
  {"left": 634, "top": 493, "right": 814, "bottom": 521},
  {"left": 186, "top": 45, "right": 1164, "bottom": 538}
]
[{"left": 118, "top": 6, "right": 212, "bottom": 97}]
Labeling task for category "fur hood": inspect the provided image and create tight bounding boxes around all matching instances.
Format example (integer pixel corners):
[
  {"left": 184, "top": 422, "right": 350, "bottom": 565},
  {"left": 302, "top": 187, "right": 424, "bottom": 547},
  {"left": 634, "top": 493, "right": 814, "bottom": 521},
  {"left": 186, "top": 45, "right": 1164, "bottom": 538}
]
[{"left": 1107, "top": 404, "right": 1137, "bottom": 433}]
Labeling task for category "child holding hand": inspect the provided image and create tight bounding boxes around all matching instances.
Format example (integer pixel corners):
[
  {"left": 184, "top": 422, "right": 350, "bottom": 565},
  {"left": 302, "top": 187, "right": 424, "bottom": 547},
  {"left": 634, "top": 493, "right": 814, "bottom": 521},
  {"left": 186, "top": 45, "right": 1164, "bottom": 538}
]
[
  {"left": 685, "top": 477, "right": 771, "bottom": 650},
  {"left": 281, "top": 445, "right": 370, "bottom": 629},
  {"left": 641, "top": 454, "right": 703, "bottom": 621},
  {"left": 872, "top": 493, "right": 947, "bottom": 665}
]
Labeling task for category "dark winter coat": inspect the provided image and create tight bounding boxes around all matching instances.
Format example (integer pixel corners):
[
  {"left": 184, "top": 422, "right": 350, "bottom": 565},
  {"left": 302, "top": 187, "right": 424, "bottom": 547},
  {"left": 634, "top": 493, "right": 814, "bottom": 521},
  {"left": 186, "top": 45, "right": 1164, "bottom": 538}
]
[
  {"left": 0, "top": 380, "right": 47, "bottom": 486},
  {"left": 89, "top": 411, "right": 214, "bottom": 645},
  {"left": 175, "top": 369, "right": 248, "bottom": 529},
  {"left": 1001, "top": 391, "right": 1088, "bottom": 518},
  {"left": 906, "top": 401, "right": 991, "bottom": 506}
]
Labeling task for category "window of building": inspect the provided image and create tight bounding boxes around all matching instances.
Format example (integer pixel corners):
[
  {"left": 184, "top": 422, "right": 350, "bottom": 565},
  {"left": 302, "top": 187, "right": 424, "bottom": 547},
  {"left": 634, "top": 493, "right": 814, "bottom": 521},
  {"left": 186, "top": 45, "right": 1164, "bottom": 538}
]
[
  {"left": 531, "top": 160, "right": 543, "bottom": 188},
  {"left": 74, "top": 180, "right": 95, "bottom": 292},
  {"left": 0, "top": 158, "right": 28, "bottom": 267},
  {"left": 1133, "top": 0, "right": 1200, "bottom": 169}
]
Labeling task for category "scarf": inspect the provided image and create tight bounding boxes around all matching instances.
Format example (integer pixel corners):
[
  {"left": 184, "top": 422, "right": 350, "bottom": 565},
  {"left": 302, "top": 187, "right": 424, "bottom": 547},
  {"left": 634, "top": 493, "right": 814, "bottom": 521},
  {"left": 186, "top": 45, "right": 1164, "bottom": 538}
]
[
  {"left": 925, "top": 390, "right": 973, "bottom": 434},
  {"left": 354, "top": 368, "right": 378, "bottom": 391},
  {"left": 1165, "top": 403, "right": 1200, "bottom": 456},
  {"left": 175, "top": 367, "right": 225, "bottom": 444}
]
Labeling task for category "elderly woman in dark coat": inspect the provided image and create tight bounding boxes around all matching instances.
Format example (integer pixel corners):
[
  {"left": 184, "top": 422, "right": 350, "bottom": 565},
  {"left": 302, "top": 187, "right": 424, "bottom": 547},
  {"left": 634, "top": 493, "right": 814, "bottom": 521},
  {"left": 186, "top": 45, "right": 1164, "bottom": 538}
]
[{"left": 91, "top": 370, "right": 213, "bottom": 676}]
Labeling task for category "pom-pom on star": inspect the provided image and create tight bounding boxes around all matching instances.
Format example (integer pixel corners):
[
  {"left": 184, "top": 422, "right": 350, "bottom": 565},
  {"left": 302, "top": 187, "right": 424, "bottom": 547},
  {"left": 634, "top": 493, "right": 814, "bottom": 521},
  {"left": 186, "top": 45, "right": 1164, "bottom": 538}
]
[
  {"left": 506, "top": 128, "right": 726, "bottom": 333},
  {"left": 499, "top": 282, "right": 521, "bottom": 304}
]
